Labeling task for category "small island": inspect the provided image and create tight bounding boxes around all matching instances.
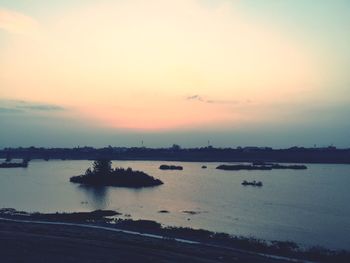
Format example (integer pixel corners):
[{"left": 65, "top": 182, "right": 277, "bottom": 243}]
[
  {"left": 216, "top": 164, "right": 271, "bottom": 171},
  {"left": 70, "top": 160, "right": 163, "bottom": 188},
  {"left": 159, "top": 164, "right": 183, "bottom": 170},
  {"left": 0, "top": 159, "right": 29, "bottom": 168},
  {"left": 216, "top": 163, "right": 307, "bottom": 171},
  {"left": 269, "top": 164, "right": 307, "bottom": 170}
]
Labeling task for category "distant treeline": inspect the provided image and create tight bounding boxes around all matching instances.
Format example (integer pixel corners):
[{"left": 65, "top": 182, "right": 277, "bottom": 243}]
[
  {"left": 1, "top": 146, "right": 350, "bottom": 164},
  {"left": 0, "top": 145, "right": 350, "bottom": 163}
]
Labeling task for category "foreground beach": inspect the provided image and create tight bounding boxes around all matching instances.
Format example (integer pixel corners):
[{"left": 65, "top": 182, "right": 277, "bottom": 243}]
[
  {"left": 1, "top": 220, "right": 290, "bottom": 263},
  {"left": 1, "top": 209, "right": 349, "bottom": 263}
]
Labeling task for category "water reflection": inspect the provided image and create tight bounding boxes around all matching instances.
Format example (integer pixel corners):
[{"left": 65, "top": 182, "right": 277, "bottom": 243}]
[{"left": 77, "top": 185, "right": 109, "bottom": 210}]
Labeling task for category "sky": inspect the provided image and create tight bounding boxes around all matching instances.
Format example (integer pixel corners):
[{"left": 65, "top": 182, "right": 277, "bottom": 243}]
[{"left": 0, "top": 0, "right": 350, "bottom": 148}]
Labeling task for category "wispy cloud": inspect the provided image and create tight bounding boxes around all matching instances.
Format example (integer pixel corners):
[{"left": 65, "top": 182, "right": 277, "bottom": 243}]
[
  {"left": 0, "top": 99, "right": 65, "bottom": 114},
  {"left": 206, "top": 99, "right": 239, "bottom": 105},
  {"left": 186, "top": 95, "right": 204, "bottom": 102},
  {"left": 0, "top": 8, "right": 39, "bottom": 35},
  {"left": 186, "top": 95, "right": 239, "bottom": 105},
  {"left": 17, "top": 104, "right": 64, "bottom": 111}
]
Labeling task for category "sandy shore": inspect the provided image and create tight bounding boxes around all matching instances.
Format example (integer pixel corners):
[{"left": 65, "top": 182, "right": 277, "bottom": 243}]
[{"left": 0, "top": 220, "right": 291, "bottom": 263}]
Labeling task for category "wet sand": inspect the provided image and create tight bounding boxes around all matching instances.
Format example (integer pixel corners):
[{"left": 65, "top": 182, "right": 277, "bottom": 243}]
[{"left": 0, "top": 220, "right": 289, "bottom": 263}]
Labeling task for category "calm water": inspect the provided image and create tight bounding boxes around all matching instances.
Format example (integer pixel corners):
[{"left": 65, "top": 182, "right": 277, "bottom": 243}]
[{"left": 0, "top": 160, "right": 349, "bottom": 249}]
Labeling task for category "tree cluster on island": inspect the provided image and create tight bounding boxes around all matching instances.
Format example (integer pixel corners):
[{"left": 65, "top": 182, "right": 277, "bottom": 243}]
[{"left": 70, "top": 160, "right": 163, "bottom": 188}]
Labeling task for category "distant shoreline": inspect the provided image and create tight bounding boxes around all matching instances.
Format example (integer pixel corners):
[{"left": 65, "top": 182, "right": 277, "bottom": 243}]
[{"left": 1, "top": 146, "right": 350, "bottom": 164}]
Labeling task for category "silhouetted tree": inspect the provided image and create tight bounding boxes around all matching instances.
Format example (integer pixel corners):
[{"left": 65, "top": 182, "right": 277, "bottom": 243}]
[
  {"left": 85, "top": 167, "right": 93, "bottom": 176},
  {"left": 92, "top": 159, "right": 112, "bottom": 175},
  {"left": 171, "top": 144, "right": 181, "bottom": 150}
]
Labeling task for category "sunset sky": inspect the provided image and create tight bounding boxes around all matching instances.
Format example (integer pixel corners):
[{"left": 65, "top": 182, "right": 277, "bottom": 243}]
[{"left": 1, "top": 0, "right": 350, "bottom": 148}]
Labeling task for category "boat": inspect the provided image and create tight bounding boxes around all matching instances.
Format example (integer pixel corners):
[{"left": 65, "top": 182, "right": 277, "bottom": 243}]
[{"left": 241, "top": 180, "right": 263, "bottom": 187}]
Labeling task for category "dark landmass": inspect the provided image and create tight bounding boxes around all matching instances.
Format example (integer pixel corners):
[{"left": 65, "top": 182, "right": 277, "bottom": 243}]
[
  {"left": 159, "top": 164, "right": 183, "bottom": 170},
  {"left": 216, "top": 163, "right": 307, "bottom": 171},
  {"left": 201, "top": 165, "right": 207, "bottom": 169},
  {"left": 0, "top": 208, "right": 349, "bottom": 263},
  {"left": 1, "top": 145, "right": 349, "bottom": 164}
]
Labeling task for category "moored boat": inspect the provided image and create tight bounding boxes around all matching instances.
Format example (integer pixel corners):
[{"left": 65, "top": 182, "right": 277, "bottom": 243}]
[{"left": 241, "top": 180, "right": 263, "bottom": 187}]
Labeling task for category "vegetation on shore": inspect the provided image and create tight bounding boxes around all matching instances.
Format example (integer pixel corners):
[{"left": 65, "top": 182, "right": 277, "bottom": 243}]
[
  {"left": 70, "top": 160, "right": 163, "bottom": 187},
  {"left": 31, "top": 210, "right": 120, "bottom": 222}
]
